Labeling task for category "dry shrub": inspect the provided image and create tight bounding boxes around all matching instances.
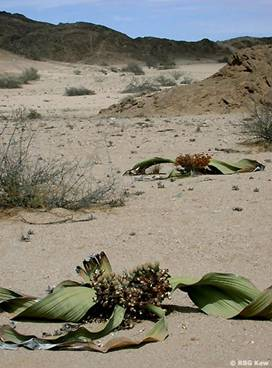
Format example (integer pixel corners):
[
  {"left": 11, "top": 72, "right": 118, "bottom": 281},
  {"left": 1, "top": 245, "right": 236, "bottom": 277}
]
[
  {"left": 122, "top": 63, "right": 145, "bottom": 75},
  {"left": 20, "top": 67, "right": 40, "bottom": 83},
  {"left": 0, "top": 122, "right": 124, "bottom": 209},
  {"left": 155, "top": 75, "right": 177, "bottom": 87},
  {"left": 0, "top": 75, "right": 22, "bottom": 88},
  {"left": 65, "top": 87, "right": 95, "bottom": 96},
  {"left": 122, "top": 79, "right": 160, "bottom": 94},
  {"left": 243, "top": 103, "right": 272, "bottom": 143},
  {"left": 0, "top": 68, "right": 40, "bottom": 89},
  {"left": 9, "top": 107, "right": 41, "bottom": 122}
]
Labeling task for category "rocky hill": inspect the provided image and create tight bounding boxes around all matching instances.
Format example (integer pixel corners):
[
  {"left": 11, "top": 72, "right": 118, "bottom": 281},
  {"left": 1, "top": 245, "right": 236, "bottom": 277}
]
[
  {"left": 100, "top": 45, "right": 272, "bottom": 116},
  {"left": 1, "top": 11, "right": 270, "bottom": 65}
]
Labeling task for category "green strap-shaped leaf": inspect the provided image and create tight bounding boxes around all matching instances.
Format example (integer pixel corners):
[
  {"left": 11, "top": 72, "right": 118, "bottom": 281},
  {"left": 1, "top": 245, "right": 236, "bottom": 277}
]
[
  {"left": 0, "top": 287, "right": 37, "bottom": 314},
  {"left": 0, "top": 287, "right": 22, "bottom": 302},
  {"left": 208, "top": 159, "right": 242, "bottom": 174},
  {"left": 14, "top": 286, "right": 96, "bottom": 322},
  {"left": 233, "top": 159, "right": 265, "bottom": 172},
  {"left": 51, "top": 304, "right": 126, "bottom": 343},
  {"left": 0, "top": 305, "right": 168, "bottom": 352},
  {"left": 0, "top": 298, "right": 37, "bottom": 314},
  {"left": 170, "top": 273, "right": 272, "bottom": 319},
  {"left": 208, "top": 159, "right": 264, "bottom": 175},
  {"left": 0, "top": 305, "right": 124, "bottom": 348},
  {"left": 239, "top": 287, "right": 272, "bottom": 319},
  {"left": 124, "top": 157, "right": 175, "bottom": 175}
]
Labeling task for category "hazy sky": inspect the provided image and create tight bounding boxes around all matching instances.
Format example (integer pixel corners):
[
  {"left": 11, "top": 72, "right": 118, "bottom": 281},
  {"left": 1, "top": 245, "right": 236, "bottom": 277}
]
[{"left": 0, "top": 0, "right": 271, "bottom": 41}]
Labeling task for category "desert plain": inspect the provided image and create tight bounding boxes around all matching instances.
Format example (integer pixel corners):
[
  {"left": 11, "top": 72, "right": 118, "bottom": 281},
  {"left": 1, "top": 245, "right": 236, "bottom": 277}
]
[{"left": 0, "top": 48, "right": 271, "bottom": 368}]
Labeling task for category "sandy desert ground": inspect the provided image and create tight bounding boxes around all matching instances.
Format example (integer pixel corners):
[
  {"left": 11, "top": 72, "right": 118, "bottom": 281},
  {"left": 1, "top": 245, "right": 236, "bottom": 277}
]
[{"left": 0, "top": 51, "right": 271, "bottom": 368}]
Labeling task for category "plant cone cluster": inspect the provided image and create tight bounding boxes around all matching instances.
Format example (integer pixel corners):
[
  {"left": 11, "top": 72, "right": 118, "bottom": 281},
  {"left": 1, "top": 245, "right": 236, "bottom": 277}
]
[
  {"left": 90, "top": 263, "right": 171, "bottom": 320},
  {"left": 175, "top": 153, "right": 212, "bottom": 170}
]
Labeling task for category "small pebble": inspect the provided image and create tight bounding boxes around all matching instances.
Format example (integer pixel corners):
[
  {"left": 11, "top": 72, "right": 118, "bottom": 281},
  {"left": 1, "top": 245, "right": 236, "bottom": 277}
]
[
  {"left": 232, "top": 185, "right": 239, "bottom": 191},
  {"left": 232, "top": 207, "right": 243, "bottom": 212},
  {"left": 253, "top": 187, "right": 260, "bottom": 192}
]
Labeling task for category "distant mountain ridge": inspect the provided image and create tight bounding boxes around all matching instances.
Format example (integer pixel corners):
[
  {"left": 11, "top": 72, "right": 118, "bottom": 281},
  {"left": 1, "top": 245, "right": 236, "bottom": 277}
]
[{"left": 0, "top": 11, "right": 271, "bottom": 64}]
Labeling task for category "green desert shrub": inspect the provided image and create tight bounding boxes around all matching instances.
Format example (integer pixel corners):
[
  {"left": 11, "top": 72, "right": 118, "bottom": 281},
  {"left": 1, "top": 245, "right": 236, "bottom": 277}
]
[
  {"left": 180, "top": 75, "right": 193, "bottom": 85},
  {"left": 155, "top": 75, "right": 177, "bottom": 87},
  {"left": 26, "top": 108, "right": 42, "bottom": 120},
  {"left": 20, "top": 67, "right": 40, "bottom": 83},
  {"left": 65, "top": 87, "right": 95, "bottom": 96},
  {"left": 122, "top": 79, "right": 160, "bottom": 94},
  {"left": 171, "top": 71, "right": 184, "bottom": 81},
  {"left": 0, "top": 75, "right": 23, "bottom": 88},
  {"left": 0, "top": 68, "right": 40, "bottom": 89}
]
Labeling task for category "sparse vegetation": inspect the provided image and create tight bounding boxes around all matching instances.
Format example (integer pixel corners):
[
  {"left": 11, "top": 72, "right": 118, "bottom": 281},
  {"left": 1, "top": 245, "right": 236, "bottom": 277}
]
[
  {"left": 27, "top": 108, "right": 42, "bottom": 120},
  {"left": 20, "top": 67, "right": 40, "bottom": 83},
  {"left": 0, "top": 68, "right": 40, "bottom": 89},
  {"left": 0, "top": 122, "right": 123, "bottom": 209},
  {"left": 243, "top": 103, "right": 272, "bottom": 143},
  {"left": 65, "top": 87, "right": 95, "bottom": 96},
  {"left": 122, "top": 79, "right": 160, "bottom": 94},
  {"left": 145, "top": 58, "right": 159, "bottom": 69},
  {"left": 171, "top": 71, "right": 184, "bottom": 80},
  {"left": 8, "top": 107, "right": 41, "bottom": 122},
  {"left": 155, "top": 75, "right": 177, "bottom": 87},
  {"left": 122, "top": 63, "right": 145, "bottom": 75},
  {"left": 180, "top": 75, "right": 193, "bottom": 85},
  {"left": 0, "top": 75, "right": 23, "bottom": 88}
]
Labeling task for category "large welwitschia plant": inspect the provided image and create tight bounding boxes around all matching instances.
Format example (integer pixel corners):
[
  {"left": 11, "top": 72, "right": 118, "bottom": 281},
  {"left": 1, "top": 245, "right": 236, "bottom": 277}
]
[{"left": 0, "top": 252, "right": 271, "bottom": 352}]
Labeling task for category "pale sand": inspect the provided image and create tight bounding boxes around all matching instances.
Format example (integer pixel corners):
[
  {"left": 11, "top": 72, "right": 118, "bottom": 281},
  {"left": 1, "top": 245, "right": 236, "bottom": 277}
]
[{"left": 0, "top": 50, "right": 271, "bottom": 368}]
